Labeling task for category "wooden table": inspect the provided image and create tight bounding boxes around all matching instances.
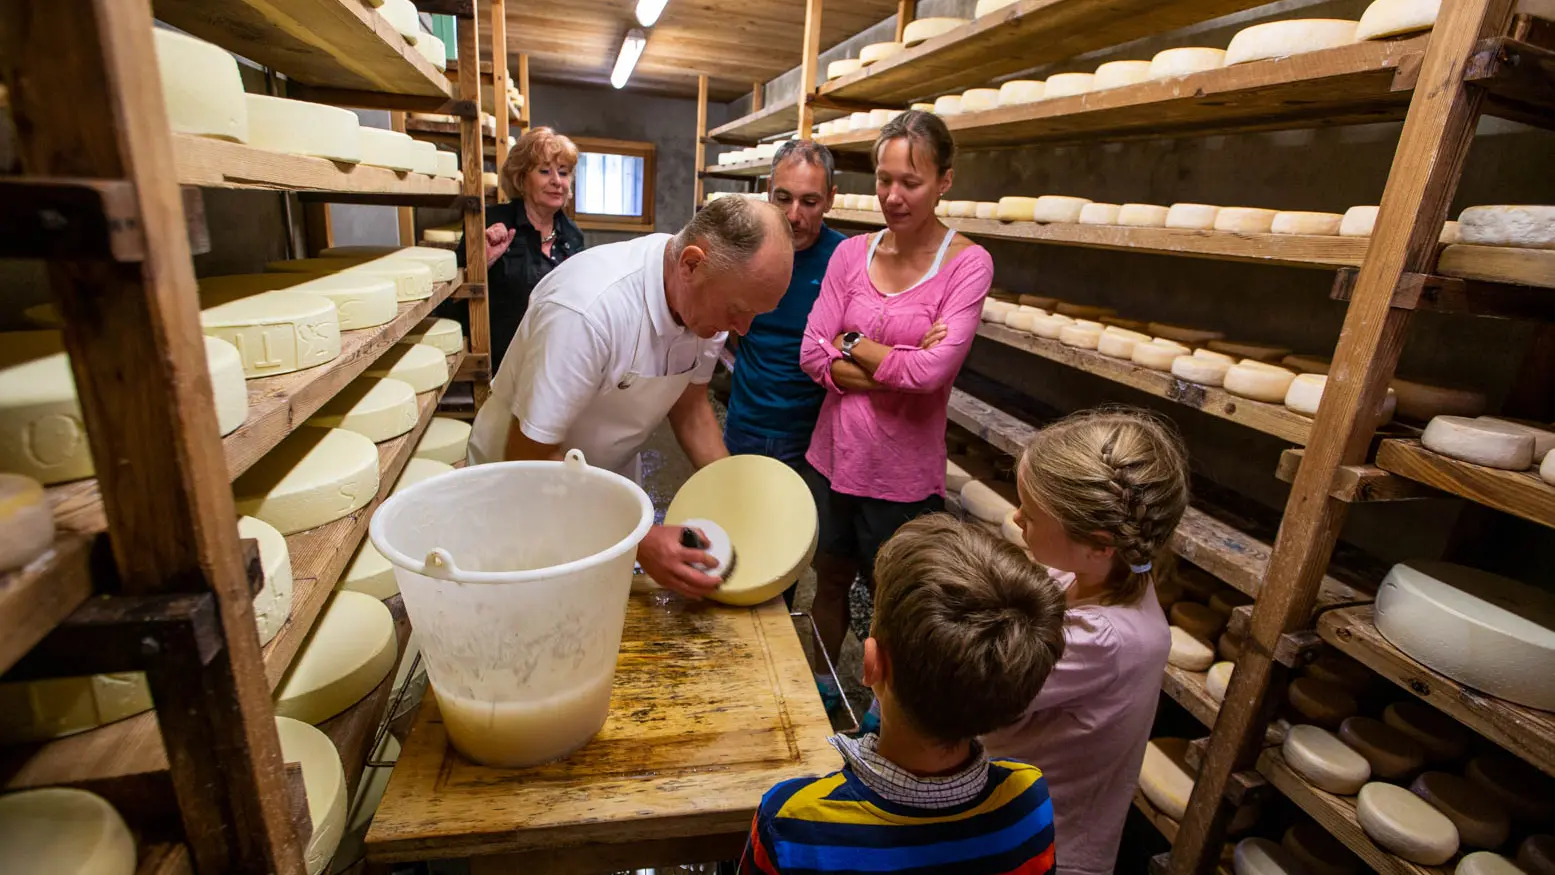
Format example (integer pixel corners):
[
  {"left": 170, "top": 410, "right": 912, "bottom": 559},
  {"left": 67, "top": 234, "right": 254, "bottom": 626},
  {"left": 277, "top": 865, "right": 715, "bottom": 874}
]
[{"left": 364, "top": 593, "right": 839, "bottom": 873}]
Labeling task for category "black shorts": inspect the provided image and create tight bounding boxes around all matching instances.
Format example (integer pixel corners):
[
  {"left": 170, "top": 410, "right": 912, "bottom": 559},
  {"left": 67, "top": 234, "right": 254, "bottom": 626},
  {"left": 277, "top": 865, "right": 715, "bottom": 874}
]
[{"left": 802, "top": 465, "right": 944, "bottom": 587}]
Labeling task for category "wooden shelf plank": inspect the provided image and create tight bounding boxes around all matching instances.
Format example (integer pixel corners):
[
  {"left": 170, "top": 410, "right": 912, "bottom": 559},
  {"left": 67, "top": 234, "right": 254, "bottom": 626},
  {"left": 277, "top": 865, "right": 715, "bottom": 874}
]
[
  {"left": 1375, "top": 438, "right": 1555, "bottom": 530},
  {"left": 1318, "top": 604, "right": 1555, "bottom": 778},
  {"left": 818, "top": 37, "right": 1424, "bottom": 152},
  {"left": 0, "top": 534, "right": 96, "bottom": 676},
  {"left": 1163, "top": 663, "right": 1221, "bottom": 729},
  {"left": 1, "top": 357, "right": 461, "bottom": 794},
  {"left": 1437, "top": 244, "right": 1555, "bottom": 289},
  {"left": 708, "top": 98, "right": 847, "bottom": 144},
  {"left": 703, "top": 159, "right": 771, "bottom": 179},
  {"left": 154, "top": 0, "right": 451, "bottom": 99},
  {"left": 977, "top": 323, "right": 1315, "bottom": 444},
  {"left": 827, "top": 209, "right": 1367, "bottom": 269},
  {"left": 137, "top": 842, "right": 194, "bottom": 875},
  {"left": 1275, "top": 448, "right": 1441, "bottom": 503},
  {"left": 174, "top": 135, "right": 462, "bottom": 200},
  {"left": 1134, "top": 787, "right": 1181, "bottom": 843},
  {"left": 818, "top": 0, "right": 1276, "bottom": 106},
  {"left": 1258, "top": 748, "right": 1451, "bottom": 875}
]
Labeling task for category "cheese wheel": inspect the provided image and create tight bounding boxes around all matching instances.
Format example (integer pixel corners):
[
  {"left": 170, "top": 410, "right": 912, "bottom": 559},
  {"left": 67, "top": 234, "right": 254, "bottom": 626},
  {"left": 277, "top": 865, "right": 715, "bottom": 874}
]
[
  {"left": 244, "top": 94, "right": 361, "bottom": 164},
  {"left": 275, "top": 716, "right": 348, "bottom": 874},
  {"left": 1207, "top": 661, "right": 1235, "bottom": 704},
  {"left": 201, "top": 272, "right": 398, "bottom": 332},
  {"left": 0, "top": 474, "right": 53, "bottom": 571},
  {"left": 1171, "top": 603, "right": 1227, "bottom": 641},
  {"left": 1459, "top": 205, "right": 1555, "bottom": 249},
  {"left": 961, "top": 88, "right": 1001, "bottom": 112},
  {"left": 1044, "top": 73, "right": 1095, "bottom": 98},
  {"left": 1337, "top": 716, "right": 1426, "bottom": 782},
  {"left": 308, "top": 377, "right": 418, "bottom": 443},
  {"left": 859, "top": 41, "right": 905, "bottom": 65},
  {"left": 1218, "top": 631, "right": 1244, "bottom": 662},
  {"left": 1544, "top": 451, "right": 1555, "bottom": 486},
  {"left": 1097, "top": 332, "right": 1141, "bottom": 359},
  {"left": 975, "top": 202, "right": 999, "bottom": 220},
  {"left": 1168, "top": 626, "right": 1215, "bottom": 671},
  {"left": 1079, "top": 203, "right": 1122, "bottom": 225},
  {"left": 910, "top": 102, "right": 937, "bottom": 112},
  {"left": 341, "top": 534, "right": 396, "bottom": 598},
  {"left": 946, "top": 454, "right": 994, "bottom": 492},
  {"left": 997, "top": 196, "right": 1040, "bottom": 222},
  {"left": 947, "top": 200, "right": 978, "bottom": 218},
  {"left": 1391, "top": 378, "right": 1487, "bottom": 421},
  {"left": 0, "top": 787, "right": 135, "bottom": 875},
  {"left": 1166, "top": 203, "right": 1221, "bottom": 230},
  {"left": 1357, "top": 781, "right": 1460, "bottom": 865},
  {"left": 975, "top": 0, "right": 1020, "bottom": 15},
  {"left": 366, "top": 343, "right": 449, "bottom": 393},
  {"left": 1340, "top": 205, "right": 1381, "bottom": 237},
  {"left": 1383, "top": 700, "right": 1470, "bottom": 764},
  {"left": 319, "top": 245, "right": 459, "bottom": 282},
  {"left": 1281, "top": 354, "right": 1331, "bottom": 374},
  {"left": 1224, "top": 363, "right": 1295, "bottom": 403},
  {"left": 1000, "top": 510, "right": 1025, "bottom": 547},
  {"left": 870, "top": 109, "right": 899, "bottom": 128},
  {"left": 359, "top": 127, "right": 418, "bottom": 171},
  {"left": 411, "top": 30, "right": 445, "bottom": 69},
  {"left": 403, "top": 316, "right": 464, "bottom": 356},
  {"left": 960, "top": 480, "right": 1018, "bottom": 523},
  {"left": 1303, "top": 655, "right": 1370, "bottom": 693},
  {"left": 1093, "top": 60, "right": 1153, "bottom": 90},
  {"left": 1172, "top": 356, "right": 1231, "bottom": 386},
  {"left": 198, "top": 335, "right": 249, "bottom": 436},
  {"left": 433, "top": 150, "right": 459, "bottom": 178},
  {"left": 1441, "top": 220, "right": 1463, "bottom": 243},
  {"left": 1234, "top": 838, "right": 1304, "bottom": 875},
  {"left": 1006, "top": 310, "right": 1043, "bottom": 332},
  {"left": 1073, "top": 319, "right": 1106, "bottom": 331},
  {"left": 998, "top": 79, "right": 1046, "bottom": 106},
  {"left": 1103, "top": 326, "right": 1150, "bottom": 341},
  {"left": 1193, "top": 348, "right": 1234, "bottom": 364},
  {"left": 267, "top": 256, "right": 434, "bottom": 302},
  {"left": 276, "top": 590, "right": 397, "bottom": 724},
  {"left": 1465, "top": 754, "right": 1555, "bottom": 826},
  {"left": 240, "top": 515, "right": 294, "bottom": 647},
  {"left": 407, "top": 139, "right": 439, "bottom": 175},
  {"left": 1214, "top": 207, "right": 1279, "bottom": 234},
  {"left": 1151, "top": 322, "right": 1225, "bottom": 344},
  {"left": 1411, "top": 771, "right": 1511, "bottom": 850},
  {"left": 1033, "top": 195, "right": 1092, "bottom": 223},
  {"left": 153, "top": 29, "right": 248, "bottom": 143},
  {"left": 1103, "top": 317, "right": 1151, "bottom": 333},
  {"left": 826, "top": 58, "right": 862, "bottom": 80},
  {"left": 1149, "top": 47, "right": 1227, "bottom": 80},
  {"left": 1225, "top": 20, "right": 1361, "bottom": 67},
  {"left": 1209, "top": 589, "right": 1252, "bottom": 617},
  {"left": 1519, "top": 836, "right": 1555, "bottom": 875},
  {"left": 200, "top": 290, "right": 342, "bottom": 379},
  {"left": 1140, "top": 738, "right": 1196, "bottom": 820},
  {"left": 1133, "top": 341, "right": 1187, "bottom": 371},
  {"left": 1272, "top": 211, "right": 1344, "bottom": 236},
  {"left": 0, "top": 669, "right": 151, "bottom": 743},
  {"left": 1283, "top": 821, "right": 1363, "bottom": 875},
  {"left": 1030, "top": 314, "right": 1074, "bottom": 338},
  {"left": 1421, "top": 415, "right": 1535, "bottom": 469},
  {"left": 393, "top": 457, "right": 454, "bottom": 494},
  {"left": 1118, "top": 204, "right": 1170, "bottom": 227},
  {"left": 1283, "top": 373, "right": 1327, "bottom": 415},
  {"left": 1059, "top": 324, "right": 1102, "bottom": 349},
  {"left": 902, "top": 17, "right": 967, "bottom": 45},
  {"left": 1458, "top": 852, "right": 1527, "bottom": 875},
  {"left": 982, "top": 300, "right": 1018, "bottom": 322},
  {"left": 1286, "top": 677, "right": 1357, "bottom": 730},
  {"left": 234, "top": 426, "right": 379, "bottom": 535},
  {"left": 0, "top": 334, "right": 90, "bottom": 484},
  {"left": 847, "top": 112, "right": 871, "bottom": 132},
  {"left": 1480, "top": 416, "right": 1555, "bottom": 461},
  {"left": 415, "top": 416, "right": 472, "bottom": 465},
  {"left": 1357, "top": 0, "right": 1440, "bottom": 40},
  {"left": 377, "top": 0, "right": 420, "bottom": 41},
  {"left": 1018, "top": 294, "right": 1058, "bottom": 309},
  {"left": 1156, "top": 577, "right": 1184, "bottom": 609}
]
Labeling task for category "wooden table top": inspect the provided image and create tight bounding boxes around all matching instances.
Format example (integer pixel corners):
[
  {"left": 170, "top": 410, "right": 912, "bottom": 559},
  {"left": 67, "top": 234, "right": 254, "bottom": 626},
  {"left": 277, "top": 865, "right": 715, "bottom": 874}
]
[{"left": 364, "top": 593, "right": 840, "bottom": 864}]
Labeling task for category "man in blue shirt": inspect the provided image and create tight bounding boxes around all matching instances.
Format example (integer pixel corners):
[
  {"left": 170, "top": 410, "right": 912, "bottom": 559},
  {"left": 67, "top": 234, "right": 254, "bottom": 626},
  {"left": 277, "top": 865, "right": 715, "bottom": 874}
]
[{"left": 724, "top": 140, "right": 844, "bottom": 468}]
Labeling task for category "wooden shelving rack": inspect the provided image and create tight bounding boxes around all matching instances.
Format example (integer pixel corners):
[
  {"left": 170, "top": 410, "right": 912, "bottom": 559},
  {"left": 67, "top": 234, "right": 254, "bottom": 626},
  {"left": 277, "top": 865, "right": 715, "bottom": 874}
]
[
  {"left": 702, "top": 1, "right": 1555, "bottom": 873},
  {"left": 0, "top": 1, "right": 493, "bottom": 872}
]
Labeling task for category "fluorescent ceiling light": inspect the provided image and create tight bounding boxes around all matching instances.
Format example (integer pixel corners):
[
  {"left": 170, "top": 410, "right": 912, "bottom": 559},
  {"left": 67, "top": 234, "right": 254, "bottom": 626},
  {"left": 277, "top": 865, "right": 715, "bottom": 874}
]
[
  {"left": 611, "top": 28, "right": 647, "bottom": 90},
  {"left": 636, "top": 0, "right": 670, "bottom": 27}
]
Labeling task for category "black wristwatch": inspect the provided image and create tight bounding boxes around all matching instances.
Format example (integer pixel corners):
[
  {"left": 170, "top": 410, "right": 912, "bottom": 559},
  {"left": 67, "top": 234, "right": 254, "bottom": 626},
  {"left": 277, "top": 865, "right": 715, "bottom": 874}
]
[{"left": 840, "top": 331, "right": 864, "bottom": 361}]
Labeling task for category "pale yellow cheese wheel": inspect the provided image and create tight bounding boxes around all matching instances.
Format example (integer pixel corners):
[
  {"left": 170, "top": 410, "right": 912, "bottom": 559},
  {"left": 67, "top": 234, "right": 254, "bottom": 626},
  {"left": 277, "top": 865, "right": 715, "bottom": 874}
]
[
  {"left": 275, "top": 590, "right": 397, "bottom": 724},
  {"left": 0, "top": 788, "right": 135, "bottom": 875},
  {"left": 902, "top": 17, "right": 967, "bottom": 45},
  {"left": 275, "top": 716, "right": 348, "bottom": 875},
  {"left": 308, "top": 377, "right": 418, "bottom": 442}
]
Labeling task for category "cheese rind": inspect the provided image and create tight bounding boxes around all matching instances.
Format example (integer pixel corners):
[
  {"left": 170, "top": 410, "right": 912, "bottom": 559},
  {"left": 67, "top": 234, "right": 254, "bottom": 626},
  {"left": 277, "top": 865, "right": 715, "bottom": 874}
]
[
  {"left": 275, "top": 716, "right": 348, "bottom": 875},
  {"left": 1341, "top": 205, "right": 1381, "bottom": 237},
  {"left": 414, "top": 416, "right": 472, "bottom": 465},
  {"left": 202, "top": 271, "right": 398, "bottom": 331},
  {"left": 1133, "top": 341, "right": 1186, "bottom": 371},
  {"left": 153, "top": 29, "right": 248, "bottom": 143},
  {"left": 1272, "top": 211, "right": 1344, "bottom": 236},
  {"left": 1357, "top": 781, "right": 1460, "bottom": 865},
  {"left": 308, "top": 377, "right": 419, "bottom": 442},
  {"left": 1167, "top": 626, "right": 1214, "bottom": 671},
  {"left": 359, "top": 127, "right": 419, "bottom": 171},
  {"left": 320, "top": 245, "right": 459, "bottom": 283},
  {"left": 1287, "top": 677, "right": 1358, "bottom": 729},
  {"left": 402, "top": 316, "right": 465, "bottom": 355},
  {"left": 267, "top": 256, "right": 434, "bottom": 302},
  {"left": 1383, "top": 700, "right": 1470, "bottom": 764},
  {"left": 1519, "top": 836, "right": 1555, "bottom": 875},
  {"left": 240, "top": 515, "right": 294, "bottom": 647},
  {"left": 826, "top": 59, "right": 862, "bottom": 80},
  {"left": 244, "top": 94, "right": 362, "bottom": 163},
  {"left": 1543, "top": 451, "right": 1555, "bottom": 486},
  {"left": 1284, "top": 724, "right": 1371, "bottom": 793},
  {"left": 1457, "top": 852, "right": 1527, "bottom": 875},
  {"left": 1079, "top": 203, "right": 1122, "bottom": 225},
  {"left": 998, "top": 80, "right": 1046, "bottom": 106},
  {"left": 0, "top": 333, "right": 93, "bottom": 484},
  {"left": 200, "top": 290, "right": 342, "bottom": 379},
  {"left": 1206, "top": 661, "right": 1234, "bottom": 704},
  {"left": 960, "top": 88, "right": 1001, "bottom": 112},
  {"left": 1030, "top": 314, "right": 1073, "bottom": 338},
  {"left": 1338, "top": 716, "right": 1426, "bottom": 781},
  {"left": 1223, "top": 363, "right": 1295, "bottom": 403},
  {"left": 1097, "top": 332, "right": 1140, "bottom": 359},
  {"left": 1172, "top": 356, "right": 1231, "bottom": 386},
  {"left": 1357, "top": 0, "right": 1440, "bottom": 39},
  {"left": 975, "top": 202, "right": 999, "bottom": 220},
  {"left": 947, "top": 200, "right": 978, "bottom": 218},
  {"left": 1093, "top": 60, "right": 1153, "bottom": 90},
  {"left": 365, "top": 343, "right": 449, "bottom": 393},
  {"left": 412, "top": 31, "right": 446, "bottom": 70},
  {"left": 377, "top": 0, "right": 421, "bottom": 41},
  {"left": 205, "top": 336, "right": 248, "bottom": 435},
  {"left": 1148, "top": 47, "right": 1227, "bottom": 80},
  {"left": 975, "top": 0, "right": 1020, "bottom": 15},
  {"left": 859, "top": 41, "right": 906, "bottom": 65},
  {"left": 0, "top": 787, "right": 135, "bottom": 875},
  {"left": 1152, "top": 322, "right": 1224, "bottom": 344},
  {"left": 1118, "top": 204, "right": 1170, "bottom": 227},
  {"left": 902, "top": 17, "right": 967, "bottom": 45},
  {"left": 997, "top": 196, "right": 1040, "bottom": 222},
  {"left": 1479, "top": 416, "right": 1555, "bottom": 460},
  {"left": 341, "top": 537, "right": 397, "bottom": 599},
  {"left": 0, "top": 670, "right": 152, "bottom": 743},
  {"left": 1214, "top": 207, "right": 1279, "bottom": 234},
  {"left": 1466, "top": 754, "right": 1555, "bottom": 826},
  {"left": 1165, "top": 203, "right": 1221, "bottom": 230},
  {"left": 1171, "top": 602, "right": 1227, "bottom": 640},
  {"left": 960, "top": 480, "right": 1018, "bottom": 524},
  {"left": 1459, "top": 205, "right": 1555, "bottom": 249},
  {"left": 276, "top": 590, "right": 397, "bottom": 724},
  {"left": 1421, "top": 415, "right": 1535, "bottom": 469},
  {"left": 1043, "top": 73, "right": 1094, "bottom": 98},
  {"left": 1139, "top": 738, "right": 1196, "bottom": 820},
  {"left": 1411, "top": 771, "right": 1511, "bottom": 850},
  {"left": 1059, "top": 325, "right": 1103, "bottom": 349},
  {"left": 1391, "top": 379, "right": 1487, "bottom": 421},
  {"left": 233, "top": 427, "right": 380, "bottom": 535},
  {"left": 1225, "top": 20, "right": 1361, "bottom": 67},
  {"left": 0, "top": 474, "right": 53, "bottom": 571},
  {"left": 1235, "top": 837, "right": 1304, "bottom": 875},
  {"left": 932, "top": 95, "right": 963, "bottom": 116},
  {"left": 1033, "top": 195, "right": 1092, "bottom": 223}
]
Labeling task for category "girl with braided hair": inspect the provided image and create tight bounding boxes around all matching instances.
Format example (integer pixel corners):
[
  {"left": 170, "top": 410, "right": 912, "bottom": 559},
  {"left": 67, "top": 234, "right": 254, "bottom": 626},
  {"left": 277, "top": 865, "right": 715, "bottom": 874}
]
[{"left": 982, "top": 408, "right": 1190, "bottom": 875}]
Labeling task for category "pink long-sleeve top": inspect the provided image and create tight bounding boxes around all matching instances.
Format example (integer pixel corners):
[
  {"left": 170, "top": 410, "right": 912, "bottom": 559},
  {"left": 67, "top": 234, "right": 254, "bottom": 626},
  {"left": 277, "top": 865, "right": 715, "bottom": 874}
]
[
  {"left": 982, "top": 579, "right": 1173, "bottom": 875},
  {"left": 800, "top": 232, "right": 993, "bottom": 502}
]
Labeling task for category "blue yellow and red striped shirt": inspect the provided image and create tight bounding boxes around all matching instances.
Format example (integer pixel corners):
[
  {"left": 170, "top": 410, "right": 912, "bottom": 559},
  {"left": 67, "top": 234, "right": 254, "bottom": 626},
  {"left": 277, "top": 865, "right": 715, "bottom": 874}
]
[{"left": 739, "top": 735, "right": 1056, "bottom": 875}]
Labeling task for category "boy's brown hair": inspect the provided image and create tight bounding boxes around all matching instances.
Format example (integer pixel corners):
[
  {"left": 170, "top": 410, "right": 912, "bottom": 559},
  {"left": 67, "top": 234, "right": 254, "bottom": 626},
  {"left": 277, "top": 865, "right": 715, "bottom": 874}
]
[{"left": 871, "top": 514, "right": 1067, "bottom": 743}]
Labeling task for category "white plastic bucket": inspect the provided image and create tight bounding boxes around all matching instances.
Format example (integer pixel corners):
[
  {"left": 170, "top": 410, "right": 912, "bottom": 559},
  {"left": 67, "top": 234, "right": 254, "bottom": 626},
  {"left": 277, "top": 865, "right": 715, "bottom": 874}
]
[{"left": 369, "top": 449, "right": 653, "bottom": 767}]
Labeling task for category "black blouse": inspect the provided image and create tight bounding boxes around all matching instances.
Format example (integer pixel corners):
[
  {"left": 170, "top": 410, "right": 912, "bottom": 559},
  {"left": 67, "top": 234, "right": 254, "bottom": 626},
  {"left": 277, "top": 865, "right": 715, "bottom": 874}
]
[{"left": 454, "top": 201, "right": 584, "bottom": 370}]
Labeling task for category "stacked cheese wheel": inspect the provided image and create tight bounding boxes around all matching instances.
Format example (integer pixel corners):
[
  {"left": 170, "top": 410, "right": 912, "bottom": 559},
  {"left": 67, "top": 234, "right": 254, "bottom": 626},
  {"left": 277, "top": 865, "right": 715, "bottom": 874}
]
[
  {"left": 1420, "top": 415, "right": 1555, "bottom": 484},
  {"left": 1164, "top": 562, "right": 1247, "bottom": 676}
]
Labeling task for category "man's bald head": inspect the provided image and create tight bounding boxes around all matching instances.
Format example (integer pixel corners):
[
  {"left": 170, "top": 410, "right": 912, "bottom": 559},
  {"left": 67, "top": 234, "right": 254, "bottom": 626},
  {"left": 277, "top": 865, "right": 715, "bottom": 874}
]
[{"left": 667, "top": 196, "right": 794, "bottom": 338}]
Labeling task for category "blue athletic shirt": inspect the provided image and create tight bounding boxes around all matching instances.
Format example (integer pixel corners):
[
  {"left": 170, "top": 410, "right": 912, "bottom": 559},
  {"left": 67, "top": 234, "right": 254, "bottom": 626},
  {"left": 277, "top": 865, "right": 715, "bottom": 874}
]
[{"left": 726, "top": 225, "right": 846, "bottom": 439}]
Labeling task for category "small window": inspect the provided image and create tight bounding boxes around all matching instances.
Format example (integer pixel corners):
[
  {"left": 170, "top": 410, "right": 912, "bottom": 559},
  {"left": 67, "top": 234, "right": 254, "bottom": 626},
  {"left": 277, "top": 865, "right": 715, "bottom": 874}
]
[{"left": 571, "top": 137, "right": 656, "bottom": 232}]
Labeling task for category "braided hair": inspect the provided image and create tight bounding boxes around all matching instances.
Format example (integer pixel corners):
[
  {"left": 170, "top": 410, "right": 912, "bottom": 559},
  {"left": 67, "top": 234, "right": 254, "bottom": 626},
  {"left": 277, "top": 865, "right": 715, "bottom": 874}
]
[{"left": 1016, "top": 408, "right": 1190, "bottom": 605}]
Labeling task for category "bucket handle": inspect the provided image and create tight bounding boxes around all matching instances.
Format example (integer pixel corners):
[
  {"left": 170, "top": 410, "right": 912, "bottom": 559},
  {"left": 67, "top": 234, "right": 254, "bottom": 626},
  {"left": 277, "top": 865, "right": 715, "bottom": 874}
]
[{"left": 563, "top": 448, "right": 589, "bottom": 470}]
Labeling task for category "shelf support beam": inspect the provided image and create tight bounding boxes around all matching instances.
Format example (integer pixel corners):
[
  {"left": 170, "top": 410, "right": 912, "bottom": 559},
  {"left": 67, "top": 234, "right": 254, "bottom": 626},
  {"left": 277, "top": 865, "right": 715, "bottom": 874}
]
[
  {"left": 695, "top": 74, "right": 709, "bottom": 211},
  {"left": 796, "top": 0, "right": 824, "bottom": 139},
  {"left": 1165, "top": 0, "right": 1518, "bottom": 871},
  {"left": 491, "top": 0, "right": 510, "bottom": 203},
  {"left": 456, "top": 2, "right": 491, "bottom": 408}
]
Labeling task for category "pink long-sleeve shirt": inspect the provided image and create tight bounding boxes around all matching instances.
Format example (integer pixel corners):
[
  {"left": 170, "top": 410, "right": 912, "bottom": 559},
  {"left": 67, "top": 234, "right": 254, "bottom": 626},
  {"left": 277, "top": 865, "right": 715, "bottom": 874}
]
[
  {"left": 800, "top": 232, "right": 993, "bottom": 502},
  {"left": 982, "top": 579, "right": 1173, "bottom": 875}
]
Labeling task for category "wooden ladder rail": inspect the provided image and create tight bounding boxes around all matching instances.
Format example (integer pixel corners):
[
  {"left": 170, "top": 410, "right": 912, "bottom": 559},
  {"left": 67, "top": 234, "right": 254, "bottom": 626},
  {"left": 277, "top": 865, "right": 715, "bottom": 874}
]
[
  {"left": 457, "top": 4, "right": 492, "bottom": 405},
  {"left": 1164, "top": 0, "right": 1519, "bottom": 871},
  {"left": 0, "top": 0, "right": 306, "bottom": 872}
]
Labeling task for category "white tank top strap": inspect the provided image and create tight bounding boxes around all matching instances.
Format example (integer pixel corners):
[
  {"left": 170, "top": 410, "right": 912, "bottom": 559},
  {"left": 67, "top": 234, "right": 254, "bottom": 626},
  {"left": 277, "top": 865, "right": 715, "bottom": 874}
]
[
  {"left": 867, "top": 227, "right": 960, "bottom": 296},
  {"left": 926, "top": 226, "right": 958, "bottom": 274}
]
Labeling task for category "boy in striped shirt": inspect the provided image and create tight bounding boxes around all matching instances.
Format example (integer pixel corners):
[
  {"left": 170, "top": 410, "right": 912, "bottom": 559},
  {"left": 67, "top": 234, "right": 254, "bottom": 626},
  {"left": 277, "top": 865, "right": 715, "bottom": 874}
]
[{"left": 740, "top": 515, "right": 1068, "bottom": 875}]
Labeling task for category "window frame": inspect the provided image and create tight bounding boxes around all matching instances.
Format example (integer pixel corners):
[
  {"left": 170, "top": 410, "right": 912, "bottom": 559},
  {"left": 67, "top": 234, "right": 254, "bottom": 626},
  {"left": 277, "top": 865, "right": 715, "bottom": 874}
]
[{"left": 568, "top": 136, "right": 656, "bottom": 232}]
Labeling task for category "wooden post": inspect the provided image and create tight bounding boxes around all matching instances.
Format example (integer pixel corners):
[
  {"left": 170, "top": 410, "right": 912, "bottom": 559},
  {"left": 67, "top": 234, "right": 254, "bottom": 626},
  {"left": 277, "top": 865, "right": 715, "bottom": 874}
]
[
  {"left": 895, "top": 0, "right": 916, "bottom": 43},
  {"left": 490, "top": 0, "right": 510, "bottom": 204},
  {"left": 302, "top": 202, "right": 333, "bottom": 257},
  {"left": 694, "top": 74, "right": 708, "bottom": 211},
  {"left": 796, "top": 0, "right": 823, "bottom": 139},
  {"left": 458, "top": 6, "right": 492, "bottom": 407},
  {"left": 1165, "top": 0, "right": 1517, "bottom": 871},
  {"left": 0, "top": 1, "right": 303, "bottom": 872},
  {"left": 390, "top": 111, "right": 415, "bottom": 245},
  {"left": 518, "top": 53, "right": 531, "bottom": 129},
  {"left": 751, "top": 81, "right": 764, "bottom": 112}
]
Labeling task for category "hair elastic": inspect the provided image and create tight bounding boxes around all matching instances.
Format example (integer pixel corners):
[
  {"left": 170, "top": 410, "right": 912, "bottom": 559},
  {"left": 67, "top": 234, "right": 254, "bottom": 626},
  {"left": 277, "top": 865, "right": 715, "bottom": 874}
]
[{"left": 1129, "top": 561, "right": 1153, "bottom": 574}]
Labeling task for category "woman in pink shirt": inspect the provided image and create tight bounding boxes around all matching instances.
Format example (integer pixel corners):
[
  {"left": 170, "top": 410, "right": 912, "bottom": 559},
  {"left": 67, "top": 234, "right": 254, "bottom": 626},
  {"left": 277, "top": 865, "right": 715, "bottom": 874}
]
[
  {"left": 799, "top": 110, "right": 993, "bottom": 716},
  {"left": 983, "top": 409, "right": 1190, "bottom": 875}
]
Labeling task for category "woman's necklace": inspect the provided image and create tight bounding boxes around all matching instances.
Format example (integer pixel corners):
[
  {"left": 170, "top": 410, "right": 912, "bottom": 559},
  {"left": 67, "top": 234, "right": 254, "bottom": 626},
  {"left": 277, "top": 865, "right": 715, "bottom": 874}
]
[{"left": 539, "top": 226, "right": 558, "bottom": 244}]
